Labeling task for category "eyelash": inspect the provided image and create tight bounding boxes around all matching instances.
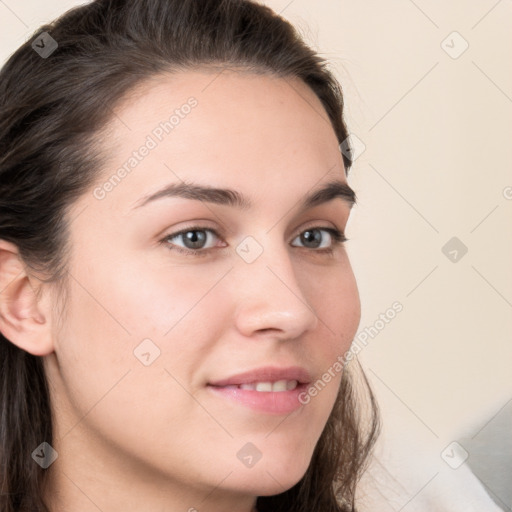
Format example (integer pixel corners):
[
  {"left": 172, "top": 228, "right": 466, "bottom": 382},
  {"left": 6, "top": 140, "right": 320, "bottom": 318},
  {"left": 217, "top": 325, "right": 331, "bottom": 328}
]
[{"left": 160, "top": 225, "right": 348, "bottom": 257}]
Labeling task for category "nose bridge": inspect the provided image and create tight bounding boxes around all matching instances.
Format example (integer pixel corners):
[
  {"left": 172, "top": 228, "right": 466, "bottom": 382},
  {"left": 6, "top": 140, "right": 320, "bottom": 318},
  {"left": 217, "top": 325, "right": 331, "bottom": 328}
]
[{"left": 232, "top": 234, "right": 318, "bottom": 338}]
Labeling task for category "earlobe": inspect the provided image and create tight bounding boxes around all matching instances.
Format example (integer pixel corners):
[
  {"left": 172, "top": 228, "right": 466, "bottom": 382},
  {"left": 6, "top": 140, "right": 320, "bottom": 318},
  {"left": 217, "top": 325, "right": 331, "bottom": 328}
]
[{"left": 0, "top": 239, "right": 55, "bottom": 356}]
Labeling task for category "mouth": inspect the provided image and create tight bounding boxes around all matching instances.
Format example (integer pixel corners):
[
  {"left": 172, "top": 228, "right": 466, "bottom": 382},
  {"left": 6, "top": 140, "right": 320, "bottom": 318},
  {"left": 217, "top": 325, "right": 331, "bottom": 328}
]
[
  {"left": 208, "top": 379, "right": 300, "bottom": 392},
  {"left": 206, "top": 366, "right": 312, "bottom": 415}
]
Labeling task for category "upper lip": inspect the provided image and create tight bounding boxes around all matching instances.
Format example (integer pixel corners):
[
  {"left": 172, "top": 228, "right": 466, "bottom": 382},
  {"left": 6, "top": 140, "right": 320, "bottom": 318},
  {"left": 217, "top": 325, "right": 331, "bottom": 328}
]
[{"left": 208, "top": 366, "right": 312, "bottom": 387}]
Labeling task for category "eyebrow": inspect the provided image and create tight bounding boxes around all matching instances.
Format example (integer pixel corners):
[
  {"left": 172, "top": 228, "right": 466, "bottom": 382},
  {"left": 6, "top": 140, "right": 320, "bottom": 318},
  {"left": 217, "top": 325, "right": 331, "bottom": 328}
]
[{"left": 132, "top": 179, "right": 356, "bottom": 211}]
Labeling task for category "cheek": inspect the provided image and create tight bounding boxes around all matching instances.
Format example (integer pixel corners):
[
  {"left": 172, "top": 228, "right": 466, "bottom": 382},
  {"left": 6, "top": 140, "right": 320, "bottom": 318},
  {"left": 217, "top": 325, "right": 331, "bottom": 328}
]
[
  {"left": 305, "top": 256, "right": 361, "bottom": 351},
  {"left": 294, "top": 257, "right": 360, "bottom": 413},
  {"left": 53, "top": 254, "right": 230, "bottom": 408},
  {"left": 108, "top": 253, "right": 233, "bottom": 336},
  {"left": 51, "top": 272, "right": 215, "bottom": 471}
]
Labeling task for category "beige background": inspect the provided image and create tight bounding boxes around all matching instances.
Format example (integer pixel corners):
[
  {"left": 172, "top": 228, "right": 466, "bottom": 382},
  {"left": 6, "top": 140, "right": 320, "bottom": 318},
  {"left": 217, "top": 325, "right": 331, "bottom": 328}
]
[{"left": 1, "top": 0, "right": 511, "bottom": 508}]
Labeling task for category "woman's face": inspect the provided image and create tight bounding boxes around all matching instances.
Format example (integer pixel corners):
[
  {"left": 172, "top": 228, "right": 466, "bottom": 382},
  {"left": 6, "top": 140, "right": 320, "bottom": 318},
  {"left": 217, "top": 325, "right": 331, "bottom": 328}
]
[{"left": 44, "top": 69, "right": 360, "bottom": 510}]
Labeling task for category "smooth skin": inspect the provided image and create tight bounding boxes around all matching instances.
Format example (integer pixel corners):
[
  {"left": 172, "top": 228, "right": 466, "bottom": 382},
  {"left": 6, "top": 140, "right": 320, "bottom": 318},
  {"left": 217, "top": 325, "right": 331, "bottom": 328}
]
[{"left": 0, "top": 69, "right": 360, "bottom": 512}]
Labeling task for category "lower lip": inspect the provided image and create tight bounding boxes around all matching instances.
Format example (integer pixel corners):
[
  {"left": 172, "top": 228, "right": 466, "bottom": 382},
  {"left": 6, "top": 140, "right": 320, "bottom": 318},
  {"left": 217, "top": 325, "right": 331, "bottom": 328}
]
[{"left": 206, "top": 383, "right": 309, "bottom": 414}]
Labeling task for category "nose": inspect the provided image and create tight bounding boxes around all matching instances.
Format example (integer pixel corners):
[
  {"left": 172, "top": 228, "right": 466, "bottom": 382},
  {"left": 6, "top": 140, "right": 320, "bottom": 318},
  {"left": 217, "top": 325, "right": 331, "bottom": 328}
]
[{"left": 232, "top": 239, "right": 319, "bottom": 340}]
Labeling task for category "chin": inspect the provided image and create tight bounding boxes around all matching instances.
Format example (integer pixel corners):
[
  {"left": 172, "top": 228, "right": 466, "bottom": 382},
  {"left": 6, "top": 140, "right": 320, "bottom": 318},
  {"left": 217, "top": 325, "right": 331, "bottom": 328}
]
[{"left": 227, "top": 456, "right": 311, "bottom": 496}]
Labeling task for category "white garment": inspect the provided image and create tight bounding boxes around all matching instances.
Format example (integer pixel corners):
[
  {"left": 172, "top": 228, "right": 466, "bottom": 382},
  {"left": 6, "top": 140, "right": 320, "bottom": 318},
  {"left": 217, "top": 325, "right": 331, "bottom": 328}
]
[{"left": 355, "top": 420, "right": 504, "bottom": 511}]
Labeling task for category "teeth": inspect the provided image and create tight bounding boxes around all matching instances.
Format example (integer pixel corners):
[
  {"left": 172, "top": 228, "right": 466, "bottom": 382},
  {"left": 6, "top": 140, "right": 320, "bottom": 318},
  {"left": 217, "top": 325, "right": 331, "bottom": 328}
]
[
  {"left": 286, "top": 380, "right": 298, "bottom": 390},
  {"left": 256, "top": 382, "right": 273, "bottom": 392},
  {"left": 238, "top": 380, "right": 298, "bottom": 392},
  {"left": 270, "top": 380, "right": 287, "bottom": 392}
]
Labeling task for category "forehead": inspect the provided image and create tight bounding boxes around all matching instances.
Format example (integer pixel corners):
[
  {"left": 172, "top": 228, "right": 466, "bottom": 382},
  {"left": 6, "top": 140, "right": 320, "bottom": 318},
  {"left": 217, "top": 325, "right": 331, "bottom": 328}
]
[
  {"left": 90, "top": 68, "right": 346, "bottom": 213},
  {"left": 113, "top": 66, "right": 334, "bottom": 126}
]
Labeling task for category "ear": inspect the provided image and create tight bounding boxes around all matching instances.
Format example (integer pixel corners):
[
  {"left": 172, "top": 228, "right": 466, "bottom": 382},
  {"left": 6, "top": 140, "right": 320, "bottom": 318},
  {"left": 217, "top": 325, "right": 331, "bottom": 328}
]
[{"left": 0, "top": 239, "right": 55, "bottom": 356}]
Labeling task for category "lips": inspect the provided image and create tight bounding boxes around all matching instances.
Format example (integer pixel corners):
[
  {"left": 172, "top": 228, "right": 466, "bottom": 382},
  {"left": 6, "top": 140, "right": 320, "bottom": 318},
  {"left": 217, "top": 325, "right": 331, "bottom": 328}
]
[{"left": 206, "top": 366, "right": 313, "bottom": 414}]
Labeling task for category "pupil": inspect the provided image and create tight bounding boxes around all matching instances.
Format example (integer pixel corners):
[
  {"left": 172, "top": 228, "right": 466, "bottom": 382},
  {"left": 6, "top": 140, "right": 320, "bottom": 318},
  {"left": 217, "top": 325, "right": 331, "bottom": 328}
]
[
  {"left": 184, "top": 230, "right": 206, "bottom": 249},
  {"left": 302, "top": 229, "right": 321, "bottom": 248}
]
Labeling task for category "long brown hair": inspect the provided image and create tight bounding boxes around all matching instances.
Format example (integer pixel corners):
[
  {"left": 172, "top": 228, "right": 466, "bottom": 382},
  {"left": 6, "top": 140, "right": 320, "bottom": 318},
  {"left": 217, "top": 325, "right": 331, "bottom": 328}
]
[{"left": 0, "top": 1, "right": 379, "bottom": 510}]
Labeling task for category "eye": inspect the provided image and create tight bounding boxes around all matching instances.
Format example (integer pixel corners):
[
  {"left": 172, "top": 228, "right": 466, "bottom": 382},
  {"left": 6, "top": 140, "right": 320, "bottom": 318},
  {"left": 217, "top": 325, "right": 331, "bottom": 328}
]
[
  {"left": 291, "top": 227, "right": 346, "bottom": 251},
  {"left": 162, "top": 227, "right": 222, "bottom": 255},
  {"left": 160, "top": 225, "right": 347, "bottom": 257}
]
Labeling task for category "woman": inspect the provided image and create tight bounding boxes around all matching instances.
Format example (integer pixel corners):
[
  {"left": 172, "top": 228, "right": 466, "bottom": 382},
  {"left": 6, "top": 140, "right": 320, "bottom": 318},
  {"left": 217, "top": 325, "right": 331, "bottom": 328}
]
[{"left": 0, "top": 1, "right": 379, "bottom": 511}]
